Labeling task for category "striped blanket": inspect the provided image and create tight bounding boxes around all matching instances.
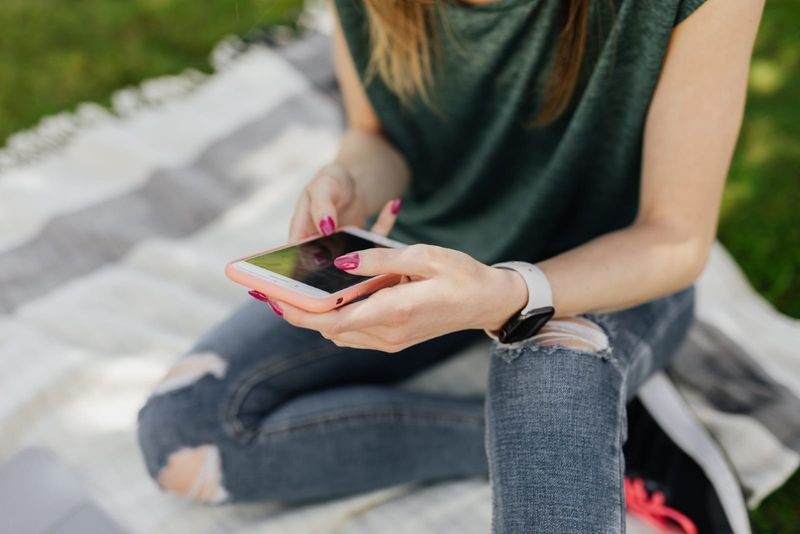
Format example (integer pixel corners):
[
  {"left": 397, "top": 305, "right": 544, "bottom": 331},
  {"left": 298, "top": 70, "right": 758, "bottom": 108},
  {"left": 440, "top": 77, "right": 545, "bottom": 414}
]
[{"left": 1, "top": 11, "right": 798, "bottom": 534}]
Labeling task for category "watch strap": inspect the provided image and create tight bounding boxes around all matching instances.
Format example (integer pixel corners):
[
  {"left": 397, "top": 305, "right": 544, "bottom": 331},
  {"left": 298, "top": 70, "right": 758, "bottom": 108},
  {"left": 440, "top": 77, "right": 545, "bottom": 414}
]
[{"left": 483, "top": 261, "right": 553, "bottom": 341}]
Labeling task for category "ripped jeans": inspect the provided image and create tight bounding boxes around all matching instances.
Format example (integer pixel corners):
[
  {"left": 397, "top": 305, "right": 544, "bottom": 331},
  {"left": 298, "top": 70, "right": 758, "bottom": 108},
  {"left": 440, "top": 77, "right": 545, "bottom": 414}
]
[{"left": 137, "top": 285, "right": 694, "bottom": 533}]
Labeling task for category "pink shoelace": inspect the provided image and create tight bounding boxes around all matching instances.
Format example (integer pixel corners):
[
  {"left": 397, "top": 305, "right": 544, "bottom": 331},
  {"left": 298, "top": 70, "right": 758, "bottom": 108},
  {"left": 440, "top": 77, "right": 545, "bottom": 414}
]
[{"left": 624, "top": 476, "right": 698, "bottom": 534}]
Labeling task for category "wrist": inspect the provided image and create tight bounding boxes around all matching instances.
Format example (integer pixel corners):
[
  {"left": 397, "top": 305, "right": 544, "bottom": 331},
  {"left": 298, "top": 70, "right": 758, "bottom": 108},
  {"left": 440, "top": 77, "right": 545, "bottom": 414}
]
[
  {"left": 481, "top": 267, "right": 529, "bottom": 332},
  {"left": 317, "top": 160, "right": 350, "bottom": 182}
]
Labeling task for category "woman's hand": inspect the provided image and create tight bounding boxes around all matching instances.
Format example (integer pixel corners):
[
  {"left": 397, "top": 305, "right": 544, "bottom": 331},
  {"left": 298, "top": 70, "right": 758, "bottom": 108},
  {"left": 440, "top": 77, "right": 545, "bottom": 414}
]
[
  {"left": 267, "top": 244, "right": 529, "bottom": 353},
  {"left": 288, "top": 162, "right": 402, "bottom": 242}
]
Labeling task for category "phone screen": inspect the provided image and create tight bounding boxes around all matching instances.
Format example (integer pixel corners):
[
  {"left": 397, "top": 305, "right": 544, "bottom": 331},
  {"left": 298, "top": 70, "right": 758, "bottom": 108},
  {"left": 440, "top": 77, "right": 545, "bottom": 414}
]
[{"left": 245, "top": 232, "right": 389, "bottom": 293}]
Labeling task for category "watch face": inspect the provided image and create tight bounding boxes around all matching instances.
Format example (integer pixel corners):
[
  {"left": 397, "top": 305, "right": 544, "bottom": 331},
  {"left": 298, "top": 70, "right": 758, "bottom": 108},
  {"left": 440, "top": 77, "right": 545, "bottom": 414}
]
[{"left": 501, "top": 307, "right": 556, "bottom": 343}]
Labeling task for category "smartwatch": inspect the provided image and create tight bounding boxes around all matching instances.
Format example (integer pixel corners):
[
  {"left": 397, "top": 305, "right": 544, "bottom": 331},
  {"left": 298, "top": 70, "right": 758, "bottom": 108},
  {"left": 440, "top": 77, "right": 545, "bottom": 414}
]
[{"left": 484, "top": 261, "right": 555, "bottom": 344}]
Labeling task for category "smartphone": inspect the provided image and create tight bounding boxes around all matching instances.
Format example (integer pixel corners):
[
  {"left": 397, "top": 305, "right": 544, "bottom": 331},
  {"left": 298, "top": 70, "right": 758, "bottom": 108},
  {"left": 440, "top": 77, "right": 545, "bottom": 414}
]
[{"left": 225, "top": 226, "right": 408, "bottom": 312}]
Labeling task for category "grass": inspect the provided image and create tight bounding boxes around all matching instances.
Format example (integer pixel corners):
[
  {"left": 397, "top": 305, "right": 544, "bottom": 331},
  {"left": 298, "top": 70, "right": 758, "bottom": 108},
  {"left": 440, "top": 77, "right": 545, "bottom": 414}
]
[
  {"left": 725, "top": 8, "right": 800, "bottom": 526},
  {"left": 0, "top": 0, "right": 797, "bottom": 531},
  {"left": 720, "top": 1, "right": 800, "bottom": 320},
  {"left": 0, "top": 0, "right": 303, "bottom": 143}
]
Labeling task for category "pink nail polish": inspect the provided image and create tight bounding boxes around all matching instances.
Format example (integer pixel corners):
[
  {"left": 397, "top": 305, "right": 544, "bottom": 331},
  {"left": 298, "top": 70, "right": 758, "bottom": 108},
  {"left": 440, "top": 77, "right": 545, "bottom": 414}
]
[
  {"left": 266, "top": 298, "right": 284, "bottom": 317},
  {"left": 334, "top": 253, "right": 360, "bottom": 270},
  {"left": 248, "top": 290, "right": 270, "bottom": 303},
  {"left": 249, "top": 291, "right": 284, "bottom": 317},
  {"left": 391, "top": 197, "right": 402, "bottom": 215},
  {"left": 319, "top": 216, "right": 335, "bottom": 236}
]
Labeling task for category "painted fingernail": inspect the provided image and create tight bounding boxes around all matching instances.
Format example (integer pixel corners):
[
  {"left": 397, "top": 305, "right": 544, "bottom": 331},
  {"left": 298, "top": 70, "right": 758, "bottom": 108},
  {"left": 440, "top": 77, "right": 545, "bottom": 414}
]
[
  {"left": 265, "top": 298, "right": 284, "bottom": 317},
  {"left": 333, "top": 253, "right": 359, "bottom": 270},
  {"left": 391, "top": 197, "right": 402, "bottom": 215},
  {"left": 319, "top": 216, "right": 335, "bottom": 236},
  {"left": 248, "top": 290, "right": 270, "bottom": 303},
  {"left": 249, "top": 291, "right": 284, "bottom": 317}
]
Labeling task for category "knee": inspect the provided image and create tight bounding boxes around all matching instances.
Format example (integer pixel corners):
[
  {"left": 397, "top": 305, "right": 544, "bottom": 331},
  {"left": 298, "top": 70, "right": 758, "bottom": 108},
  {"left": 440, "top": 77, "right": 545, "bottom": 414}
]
[
  {"left": 137, "top": 402, "right": 230, "bottom": 504},
  {"left": 137, "top": 353, "right": 231, "bottom": 504},
  {"left": 156, "top": 444, "right": 229, "bottom": 503},
  {"left": 492, "top": 316, "right": 610, "bottom": 367},
  {"left": 490, "top": 316, "right": 619, "bottom": 408},
  {"left": 528, "top": 316, "right": 609, "bottom": 353}
]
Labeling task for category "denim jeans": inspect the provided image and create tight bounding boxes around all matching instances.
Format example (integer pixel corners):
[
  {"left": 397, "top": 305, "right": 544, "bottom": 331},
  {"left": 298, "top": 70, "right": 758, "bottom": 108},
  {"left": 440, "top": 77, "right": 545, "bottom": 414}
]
[{"left": 137, "top": 285, "right": 694, "bottom": 533}]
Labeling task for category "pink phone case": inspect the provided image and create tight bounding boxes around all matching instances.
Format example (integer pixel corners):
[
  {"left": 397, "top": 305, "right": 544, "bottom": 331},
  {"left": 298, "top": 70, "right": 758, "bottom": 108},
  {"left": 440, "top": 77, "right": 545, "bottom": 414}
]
[{"left": 224, "top": 226, "right": 404, "bottom": 313}]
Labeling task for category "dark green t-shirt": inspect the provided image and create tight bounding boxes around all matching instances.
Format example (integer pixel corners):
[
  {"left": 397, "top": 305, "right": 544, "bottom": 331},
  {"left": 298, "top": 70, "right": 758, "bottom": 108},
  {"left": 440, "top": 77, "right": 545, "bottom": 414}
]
[{"left": 335, "top": 0, "right": 706, "bottom": 265}]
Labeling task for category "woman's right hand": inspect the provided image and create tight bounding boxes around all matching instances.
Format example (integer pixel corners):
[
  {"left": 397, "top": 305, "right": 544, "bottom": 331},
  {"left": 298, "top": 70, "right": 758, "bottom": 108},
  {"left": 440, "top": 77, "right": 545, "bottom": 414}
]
[{"left": 288, "top": 162, "right": 402, "bottom": 242}]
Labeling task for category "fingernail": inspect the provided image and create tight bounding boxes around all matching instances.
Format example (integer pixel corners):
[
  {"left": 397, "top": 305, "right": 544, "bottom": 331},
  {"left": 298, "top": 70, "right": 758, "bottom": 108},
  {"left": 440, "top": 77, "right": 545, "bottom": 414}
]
[
  {"left": 249, "top": 290, "right": 284, "bottom": 317},
  {"left": 248, "top": 290, "right": 270, "bottom": 303},
  {"left": 319, "top": 216, "right": 335, "bottom": 236},
  {"left": 391, "top": 197, "right": 402, "bottom": 215},
  {"left": 333, "top": 253, "right": 359, "bottom": 270},
  {"left": 265, "top": 298, "right": 284, "bottom": 317}
]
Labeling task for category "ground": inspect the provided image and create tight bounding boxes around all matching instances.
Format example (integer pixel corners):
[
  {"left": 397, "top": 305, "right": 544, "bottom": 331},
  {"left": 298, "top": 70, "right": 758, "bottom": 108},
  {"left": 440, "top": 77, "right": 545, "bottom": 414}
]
[{"left": 0, "top": 0, "right": 797, "bottom": 531}]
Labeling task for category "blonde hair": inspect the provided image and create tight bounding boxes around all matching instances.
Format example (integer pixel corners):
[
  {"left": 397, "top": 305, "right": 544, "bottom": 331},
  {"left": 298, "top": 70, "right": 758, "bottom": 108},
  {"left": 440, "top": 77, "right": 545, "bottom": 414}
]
[{"left": 361, "top": 0, "right": 591, "bottom": 126}]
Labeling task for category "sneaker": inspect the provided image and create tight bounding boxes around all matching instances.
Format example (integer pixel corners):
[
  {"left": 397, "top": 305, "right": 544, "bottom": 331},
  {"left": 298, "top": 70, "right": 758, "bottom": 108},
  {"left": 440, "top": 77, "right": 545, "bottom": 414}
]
[
  {"left": 625, "top": 474, "right": 698, "bottom": 534},
  {"left": 624, "top": 388, "right": 748, "bottom": 534}
]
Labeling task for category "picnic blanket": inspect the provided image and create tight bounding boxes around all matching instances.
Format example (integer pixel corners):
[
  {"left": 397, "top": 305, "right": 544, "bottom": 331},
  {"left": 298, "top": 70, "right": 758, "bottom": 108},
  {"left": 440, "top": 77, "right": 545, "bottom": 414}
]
[{"left": 1, "top": 5, "right": 798, "bottom": 533}]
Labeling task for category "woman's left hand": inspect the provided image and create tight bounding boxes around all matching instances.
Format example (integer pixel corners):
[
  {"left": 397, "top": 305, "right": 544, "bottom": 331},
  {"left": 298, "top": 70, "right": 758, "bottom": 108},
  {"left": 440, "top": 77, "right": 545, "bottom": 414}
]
[{"left": 269, "top": 244, "right": 528, "bottom": 352}]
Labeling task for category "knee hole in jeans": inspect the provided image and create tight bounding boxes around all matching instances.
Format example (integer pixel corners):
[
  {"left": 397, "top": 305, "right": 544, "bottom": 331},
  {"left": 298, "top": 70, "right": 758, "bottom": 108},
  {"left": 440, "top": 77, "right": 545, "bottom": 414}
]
[
  {"left": 157, "top": 444, "right": 229, "bottom": 504},
  {"left": 529, "top": 317, "right": 610, "bottom": 353},
  {"left": 494, "top": 316, "right": 610, "bottom": 359},
  {"left": 150, "top": 352, "right": 228, "bottom": 397}
]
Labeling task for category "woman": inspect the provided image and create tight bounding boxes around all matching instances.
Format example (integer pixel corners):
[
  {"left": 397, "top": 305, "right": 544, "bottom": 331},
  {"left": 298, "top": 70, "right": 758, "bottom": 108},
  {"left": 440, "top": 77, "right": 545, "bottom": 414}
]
[{"left": 137, "top": 0, "right": 763, "bottom": 531}]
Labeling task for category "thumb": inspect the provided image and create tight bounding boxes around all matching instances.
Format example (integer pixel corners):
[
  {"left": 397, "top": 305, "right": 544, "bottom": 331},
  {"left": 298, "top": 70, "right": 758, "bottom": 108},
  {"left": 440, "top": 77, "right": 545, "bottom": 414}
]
[
  {"left": 369, "top": 197, "right": 402, "bottom": 236},
  {"left": 332, "top": 245, "right": 436, "bottom": 278}
]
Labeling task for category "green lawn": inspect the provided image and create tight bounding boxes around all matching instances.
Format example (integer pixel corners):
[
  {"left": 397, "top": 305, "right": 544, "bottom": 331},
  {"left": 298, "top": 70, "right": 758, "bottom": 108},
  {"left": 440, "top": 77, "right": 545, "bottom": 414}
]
[
  {"left": 1, "top": 0, "right": 798, "bottom": 531},
  {"left": 0, "top": 0, "right": 303, "bottom": 143},
  {"left": 721, "top": 2, "right": 800, "bottom": 320}
]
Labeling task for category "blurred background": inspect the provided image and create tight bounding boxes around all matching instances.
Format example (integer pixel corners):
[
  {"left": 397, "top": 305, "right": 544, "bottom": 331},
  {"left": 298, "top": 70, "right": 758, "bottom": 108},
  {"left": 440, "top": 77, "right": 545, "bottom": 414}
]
[{"left": 0, "top": 0, "right": 797, "bottom": 531}]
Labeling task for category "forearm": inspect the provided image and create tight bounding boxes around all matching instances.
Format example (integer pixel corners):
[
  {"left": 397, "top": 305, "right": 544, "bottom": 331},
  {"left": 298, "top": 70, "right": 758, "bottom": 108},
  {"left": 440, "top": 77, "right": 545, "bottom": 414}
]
[
  {"left": 489, "top": 0, "right": 761, "bottom": 326},
  {"left": 323, "top": 128, "right": 411, "bottom": 216},
  {"left": 535, "top": 221, "right": 709, "bottom": 318}
]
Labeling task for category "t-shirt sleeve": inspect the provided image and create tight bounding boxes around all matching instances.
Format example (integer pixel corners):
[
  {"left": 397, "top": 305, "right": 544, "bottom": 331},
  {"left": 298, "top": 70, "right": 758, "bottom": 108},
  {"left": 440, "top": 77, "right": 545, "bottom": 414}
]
[{"left": 675, "top": 0, "right": 707, "bottom": 25}]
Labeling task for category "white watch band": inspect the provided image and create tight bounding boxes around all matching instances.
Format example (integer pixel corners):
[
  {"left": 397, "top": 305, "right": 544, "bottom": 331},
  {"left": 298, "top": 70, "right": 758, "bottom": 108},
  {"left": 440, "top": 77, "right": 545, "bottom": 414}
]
[{"left": 483, "top": 261, "right": 553, "bottom": 341}]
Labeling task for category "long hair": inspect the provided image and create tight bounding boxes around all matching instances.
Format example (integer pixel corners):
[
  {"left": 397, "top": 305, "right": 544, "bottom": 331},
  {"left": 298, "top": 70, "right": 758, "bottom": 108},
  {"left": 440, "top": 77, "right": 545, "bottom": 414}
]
[{"left": 361, "top": 0, "right": 591, "bottom": 127}]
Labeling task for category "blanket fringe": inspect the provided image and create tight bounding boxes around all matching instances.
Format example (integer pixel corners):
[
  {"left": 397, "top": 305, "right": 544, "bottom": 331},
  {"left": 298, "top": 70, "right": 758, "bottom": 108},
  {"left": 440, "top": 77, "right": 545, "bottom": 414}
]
[{"left": 0, "top": 0, "right": 328, "bottom": 173}]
